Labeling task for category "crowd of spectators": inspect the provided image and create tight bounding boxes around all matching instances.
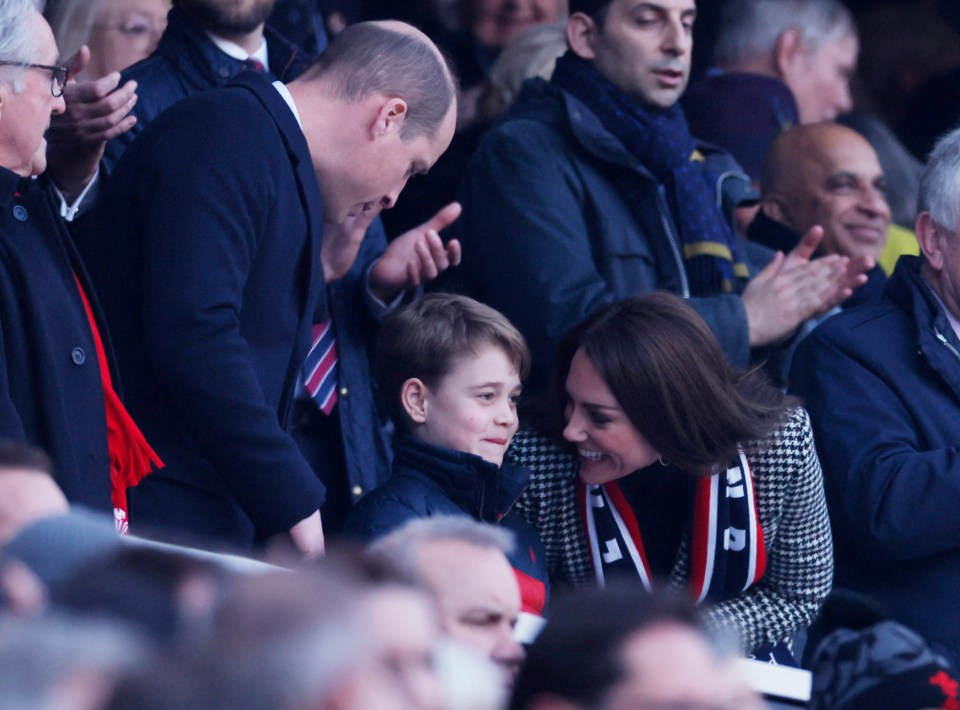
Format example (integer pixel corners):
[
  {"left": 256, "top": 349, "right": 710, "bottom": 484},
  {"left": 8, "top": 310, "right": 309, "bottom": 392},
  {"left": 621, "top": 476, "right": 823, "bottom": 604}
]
[{"left": 4, "top": 0, "right": 960, "bottom": 707}]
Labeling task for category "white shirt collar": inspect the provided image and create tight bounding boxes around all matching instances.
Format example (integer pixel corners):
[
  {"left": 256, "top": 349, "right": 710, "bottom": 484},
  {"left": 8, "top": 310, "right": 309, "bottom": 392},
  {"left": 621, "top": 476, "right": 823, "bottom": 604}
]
[
  {"left": 206, "top": 32, "right": 269, "bottom": 72},
  {"left": 273, "top": 82, "right": 302, "bottom": 129}
]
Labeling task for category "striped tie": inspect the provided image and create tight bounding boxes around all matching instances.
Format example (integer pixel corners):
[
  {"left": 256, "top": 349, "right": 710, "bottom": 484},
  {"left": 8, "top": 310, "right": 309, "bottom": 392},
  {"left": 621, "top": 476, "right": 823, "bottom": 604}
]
[{"left": 303, "top": 320, "right": 338, "bottom": 415}]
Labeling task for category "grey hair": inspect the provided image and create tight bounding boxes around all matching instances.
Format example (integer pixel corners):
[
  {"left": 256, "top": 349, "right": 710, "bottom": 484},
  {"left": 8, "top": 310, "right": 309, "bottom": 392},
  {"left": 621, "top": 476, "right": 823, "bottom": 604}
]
[
  {"left": 713, "top": 0, "right": 856, "bottom": 68},
  {"left": 918, "top": 127, "right": 960, "bottom": 232},
  {"left": 366, "top": 516, "right": 516, "bottom": 584},
  {"left": 0, "top": 0, "right": 44, "bottom": 93}
]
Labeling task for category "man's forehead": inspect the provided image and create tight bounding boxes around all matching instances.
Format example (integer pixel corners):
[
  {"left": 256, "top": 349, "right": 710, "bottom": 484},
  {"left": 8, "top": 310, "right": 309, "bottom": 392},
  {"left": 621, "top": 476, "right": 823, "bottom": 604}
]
[
  {"left": 615, "top": 0, "right": 697, "bottom": 14},
  {"left": 33, "top": 12, "right": 60, "bottom": 63}
]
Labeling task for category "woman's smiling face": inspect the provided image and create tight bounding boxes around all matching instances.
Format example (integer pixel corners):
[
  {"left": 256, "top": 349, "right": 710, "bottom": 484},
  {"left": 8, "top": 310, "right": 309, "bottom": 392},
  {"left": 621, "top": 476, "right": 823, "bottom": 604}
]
[{"left": 562, "top": 347, "right": 660, "bottom": 484}]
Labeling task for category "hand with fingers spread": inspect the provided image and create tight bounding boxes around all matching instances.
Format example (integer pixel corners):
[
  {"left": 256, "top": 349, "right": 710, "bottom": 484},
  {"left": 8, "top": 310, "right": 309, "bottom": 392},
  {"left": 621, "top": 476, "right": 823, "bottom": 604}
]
[
  {"left": 45, "top": 46, "right": 138, "bottom": 197},
  {"left": 743, "top": 224, "right": 872, "bottom": 346},
  {"left": 369, "top": 201, "right": 462, "bottom": 303}
]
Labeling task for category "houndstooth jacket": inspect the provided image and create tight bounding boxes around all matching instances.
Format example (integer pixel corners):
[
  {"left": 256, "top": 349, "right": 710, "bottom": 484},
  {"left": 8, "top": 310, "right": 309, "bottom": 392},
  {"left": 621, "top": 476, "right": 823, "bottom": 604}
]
[{"left": 506, "top": 407, "right": 833, "bottom": 653}]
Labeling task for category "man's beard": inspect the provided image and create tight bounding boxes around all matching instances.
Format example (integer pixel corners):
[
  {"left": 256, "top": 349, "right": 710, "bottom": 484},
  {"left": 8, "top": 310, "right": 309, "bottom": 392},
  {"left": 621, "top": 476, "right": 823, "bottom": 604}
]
[{"left": 177, "top": 0, "right": 275, "bottom": 35}]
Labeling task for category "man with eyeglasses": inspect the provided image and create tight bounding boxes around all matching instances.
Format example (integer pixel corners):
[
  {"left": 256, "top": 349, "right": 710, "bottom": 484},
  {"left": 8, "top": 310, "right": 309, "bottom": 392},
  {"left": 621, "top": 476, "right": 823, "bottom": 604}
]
[{"left": 0, "top": 0, "right": 161, "bottom": 527}]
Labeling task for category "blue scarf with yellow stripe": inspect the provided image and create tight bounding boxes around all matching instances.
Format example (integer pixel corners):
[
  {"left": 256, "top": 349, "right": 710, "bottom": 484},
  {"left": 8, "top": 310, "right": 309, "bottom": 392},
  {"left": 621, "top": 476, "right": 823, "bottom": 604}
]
[{"left": 552, "top": 52, "right": 749, "bottom": 295}]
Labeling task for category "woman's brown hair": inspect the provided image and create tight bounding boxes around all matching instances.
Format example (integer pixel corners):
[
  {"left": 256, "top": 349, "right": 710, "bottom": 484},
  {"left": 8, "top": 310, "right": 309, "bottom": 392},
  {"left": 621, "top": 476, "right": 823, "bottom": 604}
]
[{"left": 547, "top": 292, "right": 797, "bottom": 471}]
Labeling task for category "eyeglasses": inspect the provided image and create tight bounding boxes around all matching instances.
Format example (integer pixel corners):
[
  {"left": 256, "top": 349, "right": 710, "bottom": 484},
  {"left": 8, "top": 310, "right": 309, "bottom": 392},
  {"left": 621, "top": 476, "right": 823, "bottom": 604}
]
[{"left": 0, "top": 61, "right": 68, "bottom": 97}]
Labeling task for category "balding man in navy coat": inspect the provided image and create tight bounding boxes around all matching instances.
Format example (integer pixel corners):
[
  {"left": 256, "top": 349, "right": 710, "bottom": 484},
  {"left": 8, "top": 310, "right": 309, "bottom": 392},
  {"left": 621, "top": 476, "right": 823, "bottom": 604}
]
[{"left": 77, "top": 21, "right": 458, "bottom": 555}]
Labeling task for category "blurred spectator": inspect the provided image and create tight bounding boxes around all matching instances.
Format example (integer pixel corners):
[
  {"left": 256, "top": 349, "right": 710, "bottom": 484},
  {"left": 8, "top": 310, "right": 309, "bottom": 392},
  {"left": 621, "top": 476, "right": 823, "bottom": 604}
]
[
  {"left": 102, "top": 0, "right": 313, "bottom": 170},
  {"left": 510, "top": 584, "right": 764, "bottom": 710},
  {"left": 0, "top": 615, "right": 146, "bottom": 710},
  {"left": 808, "top": 591, "right": 960, "bottom": 710},
  {"left": 445, "top": 0, "right": 567, "bottom": 128},
  {"left": 369, "top": 516, "right": 529, "bottom": 692},
  {"left": 50, "top": 546, "right": 230, "bottom": 646},
  {"left": 51, "top": 0, "right": 170, "bottom": 81},
  {"left": 710, "top": 0, "right": 856, "bottom": 124},
  {"left": 0, "top": 442, "right": 68, "bottom": 547},
  {"left": 684, "top": 0, "right": 856, "bottom": 182}
]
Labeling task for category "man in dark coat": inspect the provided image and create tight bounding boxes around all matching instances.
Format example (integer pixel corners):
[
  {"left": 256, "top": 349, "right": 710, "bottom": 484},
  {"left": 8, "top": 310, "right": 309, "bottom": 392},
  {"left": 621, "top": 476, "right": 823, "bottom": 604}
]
[
  {"left": 97, "top": 0, "right": 461, "bottom": 536},
  {"left": 103, "top": 0, "right": 313, "bottom": 170},
  {"left": 458, "top": 0, "right": 870, "bottom": 391},
  {"left": 791, "top": 126, "right": 960, "bottom": 669},
  {"left": 0, "top": 0, "right": 159, "bottom": 519},
  {"left": 77, "top": 21, "right": 457, "bottom": 555}
]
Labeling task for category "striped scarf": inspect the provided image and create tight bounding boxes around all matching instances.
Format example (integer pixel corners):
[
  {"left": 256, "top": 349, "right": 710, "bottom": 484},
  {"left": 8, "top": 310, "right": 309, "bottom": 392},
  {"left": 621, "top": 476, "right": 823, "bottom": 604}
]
[
  {"left": 551, "top": 51, "right": 749, "bottom": 295},
  {"left": 579, "top": 447, "right": 765, "bottom": 604}
]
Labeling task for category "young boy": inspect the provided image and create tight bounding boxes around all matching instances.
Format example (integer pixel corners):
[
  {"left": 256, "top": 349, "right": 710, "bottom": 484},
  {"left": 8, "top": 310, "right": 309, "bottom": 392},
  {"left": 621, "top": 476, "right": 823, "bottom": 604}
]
[{"left": 345, "top": 293, "right": 548, "bottom": 618}]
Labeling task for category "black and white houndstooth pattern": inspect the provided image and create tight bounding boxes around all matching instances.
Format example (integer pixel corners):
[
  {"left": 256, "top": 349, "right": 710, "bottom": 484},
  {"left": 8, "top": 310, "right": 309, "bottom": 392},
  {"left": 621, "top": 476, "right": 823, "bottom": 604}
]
[{"left": 506, "top": 407, "right": 833, "bottom": 653}]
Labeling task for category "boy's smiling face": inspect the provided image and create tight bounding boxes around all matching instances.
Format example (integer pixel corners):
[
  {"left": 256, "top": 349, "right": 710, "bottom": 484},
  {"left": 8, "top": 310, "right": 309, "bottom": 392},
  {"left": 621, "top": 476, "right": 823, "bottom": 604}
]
[{"left": 405, "top": 344, "right": 522, "bottom": 467}]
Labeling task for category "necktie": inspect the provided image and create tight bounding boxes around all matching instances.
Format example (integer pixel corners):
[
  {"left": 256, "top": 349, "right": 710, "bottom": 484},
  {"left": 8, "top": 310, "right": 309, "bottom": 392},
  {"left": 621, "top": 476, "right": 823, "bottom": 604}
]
[
  {"left": 303, "top": 320, "right": 338, "bottom": 415},
  {"left": 244, "top": 58, "right": 266, "bottom": 74}
]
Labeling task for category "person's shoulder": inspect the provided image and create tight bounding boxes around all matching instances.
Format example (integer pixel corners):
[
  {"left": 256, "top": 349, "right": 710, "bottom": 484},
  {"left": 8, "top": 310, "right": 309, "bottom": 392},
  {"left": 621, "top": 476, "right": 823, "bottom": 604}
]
[
  {"left": 806, "top": 296, "right": 902, "bottom": 349},
  {"left": 507, "top": 430, "right": 578, "bottom": 480}
]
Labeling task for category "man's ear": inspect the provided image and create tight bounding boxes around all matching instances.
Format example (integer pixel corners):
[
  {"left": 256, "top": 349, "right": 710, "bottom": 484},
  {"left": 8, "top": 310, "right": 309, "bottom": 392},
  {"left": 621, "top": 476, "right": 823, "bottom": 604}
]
[
  {"left": 400, "top": 378, "right": 429, "bottom": 424},
  {"left": 567, "top": 13, "right": 599, "bottom": 61},
  {"left": 371, "top": 96, "right": 408, "bottom": 139},
  {"left": 916, "top": 211, "right": 946, "bottom": 271},
  {"left": 773, "top": 28, "right": 805, "bottom": 80},
  {"left": 761, "top": 194, "right": 792, "bottom": 226}
]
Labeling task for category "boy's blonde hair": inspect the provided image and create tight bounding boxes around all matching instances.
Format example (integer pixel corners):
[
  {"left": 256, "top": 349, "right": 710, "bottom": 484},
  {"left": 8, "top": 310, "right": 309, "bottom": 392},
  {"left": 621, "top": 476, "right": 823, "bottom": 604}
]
[{"left": 375, "top": 293, "right": 530, "bottom": 429}]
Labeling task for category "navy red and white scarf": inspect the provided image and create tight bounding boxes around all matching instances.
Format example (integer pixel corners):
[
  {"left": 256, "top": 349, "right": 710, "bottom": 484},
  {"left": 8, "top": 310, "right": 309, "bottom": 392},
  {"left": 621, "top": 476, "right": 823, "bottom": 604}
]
[{"left": 579, "top": 447, "right": 766, "bottom": 604}]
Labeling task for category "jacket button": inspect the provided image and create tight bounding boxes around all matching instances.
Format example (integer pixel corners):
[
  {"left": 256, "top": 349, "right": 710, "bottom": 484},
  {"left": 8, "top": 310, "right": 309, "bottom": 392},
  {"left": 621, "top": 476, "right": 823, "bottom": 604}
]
[
  {"left": 352, "top": 485, "right": 363, "bottom": 497},
  {"left": 219, "top": 67, "right": 231, "bottom": 78},
  {"left": 12, "top": 205, "right": 27, "bottom": 221},
  {"left": 71, "top": 347, "right": 85, "bottom": 365},
  {"left": 339, "top": 387, "right": 349, "bottom": 398}
]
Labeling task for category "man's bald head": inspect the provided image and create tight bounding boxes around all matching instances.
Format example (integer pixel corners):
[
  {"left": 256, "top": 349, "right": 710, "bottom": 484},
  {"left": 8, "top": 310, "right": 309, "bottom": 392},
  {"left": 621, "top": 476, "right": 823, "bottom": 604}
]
[
  {"left": 761, "top": 123, "right": 891, "bottom": 261},
  {"left": 300, "top": 20, "right": 456, "bottom": 140}
]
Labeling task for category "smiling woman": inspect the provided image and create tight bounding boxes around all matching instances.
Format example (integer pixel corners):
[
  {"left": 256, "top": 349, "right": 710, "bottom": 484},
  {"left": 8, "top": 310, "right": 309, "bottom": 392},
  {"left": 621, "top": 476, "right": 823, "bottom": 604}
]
[{"left": 507, "top": 292, "right": 834, "bottom": 660}]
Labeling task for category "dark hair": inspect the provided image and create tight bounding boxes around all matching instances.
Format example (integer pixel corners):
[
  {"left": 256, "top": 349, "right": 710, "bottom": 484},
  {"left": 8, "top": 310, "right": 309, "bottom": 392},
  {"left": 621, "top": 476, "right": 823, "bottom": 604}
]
[
  {"left": 568, "top": 0, "right": 613, "bottom": 21},
  {"left": 0, "top": 440, "right": 53, "bottom": 475},
  {"left": 510, "top": 583, "right": 706, "bottom": 709},
  {"left": 302, "top": 21, "right": 455, "bottom": 139},
  {"left": 548, "top": 292, "right": 796, "bottom": 471},
  {"left": 375, "top": 293, "right": 530, "bottom": 429}
]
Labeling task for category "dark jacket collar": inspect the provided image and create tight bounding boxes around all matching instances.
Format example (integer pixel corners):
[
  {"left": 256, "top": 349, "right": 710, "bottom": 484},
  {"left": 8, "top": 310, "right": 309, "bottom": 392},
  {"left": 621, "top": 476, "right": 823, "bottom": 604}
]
[
  {"left": 155, "top": 7, "right": 312, "bottom": 88},
  {"left": 0, "top": 166, "right": 22, "bottom": 210},
  {"left": 393, "top": 435, "right": 530, "bottom": 523},
  {"left": 747, "top": 209, "right": 801, "bottom": 254},
  {"left": 888, "top": 256, "right": 960, "bottom": 399}
]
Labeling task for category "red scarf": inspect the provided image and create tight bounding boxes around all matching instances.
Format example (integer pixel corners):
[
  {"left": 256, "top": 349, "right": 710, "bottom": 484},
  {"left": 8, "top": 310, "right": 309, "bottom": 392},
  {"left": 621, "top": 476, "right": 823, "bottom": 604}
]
[{"left": 75, "top": 277, "right": 163, "bottom": 534}]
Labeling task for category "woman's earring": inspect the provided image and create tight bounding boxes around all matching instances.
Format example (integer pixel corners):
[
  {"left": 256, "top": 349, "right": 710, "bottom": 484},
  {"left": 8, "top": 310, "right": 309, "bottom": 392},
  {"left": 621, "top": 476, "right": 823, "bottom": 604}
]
[{"left": 659, "top": 457, "right": 671, "bottom": 467}]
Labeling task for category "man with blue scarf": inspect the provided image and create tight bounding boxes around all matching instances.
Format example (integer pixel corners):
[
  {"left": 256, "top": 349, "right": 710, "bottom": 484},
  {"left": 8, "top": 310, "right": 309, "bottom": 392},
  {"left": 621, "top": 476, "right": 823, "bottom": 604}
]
[{"left": 458, "top": 0, "right": 870, "bottom": 390}]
